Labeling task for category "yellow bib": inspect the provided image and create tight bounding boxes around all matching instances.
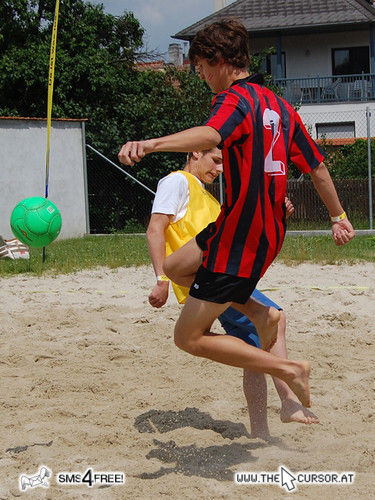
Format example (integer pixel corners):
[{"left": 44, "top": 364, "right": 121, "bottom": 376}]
[{"left": 165, "top": 170, "right": 221, "bottom": 304}]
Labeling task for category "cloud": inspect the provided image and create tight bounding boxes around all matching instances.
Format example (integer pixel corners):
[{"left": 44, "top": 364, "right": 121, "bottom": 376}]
[{"left": 91, "top": 1, "right": 235, "bottom": 55}]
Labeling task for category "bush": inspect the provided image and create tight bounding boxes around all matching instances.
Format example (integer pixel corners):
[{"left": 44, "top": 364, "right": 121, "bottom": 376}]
[{"left": 322, "top": 138, "right": 375, "bottom": 179}]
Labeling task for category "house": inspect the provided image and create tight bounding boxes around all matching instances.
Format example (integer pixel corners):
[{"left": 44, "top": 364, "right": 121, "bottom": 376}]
[
  {"left": 173, "top": 0, "right": 375, "bottom": 142},
  {"left": 135, "top": 44, "right": 190, "bottom": 72}
]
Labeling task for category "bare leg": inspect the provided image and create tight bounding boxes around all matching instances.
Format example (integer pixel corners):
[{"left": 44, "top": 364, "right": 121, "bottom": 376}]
[
  {"left": 234, "top": 299, "right": 280, "bottom": 351},
  {"left": 165, "top": 238, "right": 280, "bottom": 351},
  {"left": 163, "top": 237, "right": 202, "bottom": 287},
  {"left": 270, "top": 312, "right": 319, "bottom": 424},
  {"left": 243, "top": 369, "right": 271, "bottom": 439},
  {"left": 174, "top": 296, "right": 311, "bottom": 407}
]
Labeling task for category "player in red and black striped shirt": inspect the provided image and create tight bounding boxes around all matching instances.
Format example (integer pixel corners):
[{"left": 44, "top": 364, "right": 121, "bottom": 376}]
[
  {"left": 201, "top": 74, "right": 325, "bottom": 280},
  {"left": 119, "top": 20, "right": 355, "bottom": 409}
]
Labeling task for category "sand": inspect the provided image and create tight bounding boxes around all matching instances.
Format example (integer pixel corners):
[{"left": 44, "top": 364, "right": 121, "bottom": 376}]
[{"left": 0, "top": 262, "right": 374, "bottom": 499}]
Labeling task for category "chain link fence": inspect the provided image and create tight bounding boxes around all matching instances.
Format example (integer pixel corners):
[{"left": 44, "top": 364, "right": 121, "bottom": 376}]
[
  {"left": 86, "top": 108, "right": 374, "bottom": 233},
  {"left": 87, "top": 146, "right": 155, "bottom": 234},
  {"left": 295, "top": 106, "right": 374, "bottom": 229}
]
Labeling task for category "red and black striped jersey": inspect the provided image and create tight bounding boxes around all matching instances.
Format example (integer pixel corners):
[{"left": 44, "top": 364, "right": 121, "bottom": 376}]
[{"left": 202, "top": 75, "right": 325, "bottom": 280}]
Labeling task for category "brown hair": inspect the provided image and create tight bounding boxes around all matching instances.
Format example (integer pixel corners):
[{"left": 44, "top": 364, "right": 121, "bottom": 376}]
[
  {"left": 186, "top": 148, "right": 216, "bottom": 163},
  {"left": 188, "top": 19, "right": 250, "bottom": 69}
]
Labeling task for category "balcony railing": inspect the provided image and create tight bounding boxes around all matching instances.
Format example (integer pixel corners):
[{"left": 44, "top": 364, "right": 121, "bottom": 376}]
[{"left": 274, "top": 73, "right": 375, "bottom": 105}]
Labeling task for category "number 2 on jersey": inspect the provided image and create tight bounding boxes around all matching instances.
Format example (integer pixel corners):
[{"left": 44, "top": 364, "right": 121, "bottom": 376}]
[{"left": 263, "top": 108, "right": 286, "bottom": 176}]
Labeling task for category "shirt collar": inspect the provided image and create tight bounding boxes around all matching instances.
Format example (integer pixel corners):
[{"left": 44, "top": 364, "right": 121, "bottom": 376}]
[{"left": 231, "top": 73, "right": 264, "bottom": 87}]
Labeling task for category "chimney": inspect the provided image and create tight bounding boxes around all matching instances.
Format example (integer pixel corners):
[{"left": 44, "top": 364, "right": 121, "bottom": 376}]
[
  {"left": 214, "top": 0, "right": 226, "bottom": 12},
  {"left": 168, "top": 43, "right": 183, "bottom": 66}
]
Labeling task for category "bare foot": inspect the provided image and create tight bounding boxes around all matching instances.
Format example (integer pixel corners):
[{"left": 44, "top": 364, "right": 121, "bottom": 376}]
[
  {"left": 280, "top": 398, "right": 319, "bottom": 424},
  {"left": 284, "top": 360, "right": 311, "bottom": 408}
]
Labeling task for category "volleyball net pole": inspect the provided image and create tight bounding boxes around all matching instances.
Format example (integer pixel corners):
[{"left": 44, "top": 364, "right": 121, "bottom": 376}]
[{"left": 43, "top": 0, "right": 60, "bottom": 263}]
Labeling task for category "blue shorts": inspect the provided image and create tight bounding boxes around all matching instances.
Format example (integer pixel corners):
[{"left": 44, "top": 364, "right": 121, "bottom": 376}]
[{"left": 218, "top": 289, "right": 282, "bottom": 348}]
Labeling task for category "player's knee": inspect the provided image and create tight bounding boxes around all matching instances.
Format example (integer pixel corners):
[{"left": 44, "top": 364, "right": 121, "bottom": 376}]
[
  {"left": 174, "top": 326, "right": 202, "bottom": 356},
  {"left": 174, "top": 328, "right": 190, "bottom": 352},
  {"left": 163, "top": 257, "right": 174, "bottom": 281}
]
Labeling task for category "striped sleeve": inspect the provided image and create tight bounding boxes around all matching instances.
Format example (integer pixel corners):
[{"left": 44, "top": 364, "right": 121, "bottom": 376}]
[
  {"left": 289, "top": 111, "right": 325, "bottom": 173},
  {"left": 205, "top": 90, "right": 248, "bottom": 145}
]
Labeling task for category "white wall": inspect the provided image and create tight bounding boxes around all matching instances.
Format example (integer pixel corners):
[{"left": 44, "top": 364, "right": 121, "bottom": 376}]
[
  {"left": 251, "top": 29, "right": 370, "bottom": 78},
  {"left": 299, "top": 102, "right": 375, "bottom": 139},
  {"left": 0, "top": 118, "right": 88, "bottom": 240}
]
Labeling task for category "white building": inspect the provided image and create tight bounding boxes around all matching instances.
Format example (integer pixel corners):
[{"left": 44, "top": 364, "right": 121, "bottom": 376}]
[
  {"left": 0, "top": 117, "right": 89, "bottom": 240},
  {"left": 174, "top": 0, "right": 375, "bottom": 141}
]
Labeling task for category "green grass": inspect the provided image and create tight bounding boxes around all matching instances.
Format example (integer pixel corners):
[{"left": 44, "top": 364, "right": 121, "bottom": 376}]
[
  {"left": 287, "top": 216, "right": 372, "bottom": 231},
  {"left": 0, "top": 235, "right": 150, "bottom": 276},
  {"left": 278, "top": 235, "right": 375, "bottom": 264},
  {"left": 0, "top": 234, "right": 374, "bottom": 277}
]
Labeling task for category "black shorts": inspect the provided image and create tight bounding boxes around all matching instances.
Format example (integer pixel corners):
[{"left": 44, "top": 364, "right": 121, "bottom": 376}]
[{"left": 189, "top": 265, "right": 259, "bottom": 305}]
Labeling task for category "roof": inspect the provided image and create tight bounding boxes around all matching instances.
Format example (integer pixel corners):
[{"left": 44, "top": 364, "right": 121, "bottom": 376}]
[
  {"left": 316, "top": 137, "right": 366, "bottom": 146},
  {"left": 0, "top": 116, "right": 87, "bottom": 122},
  {"left": 135, "top": 60, "right": 165, "bottom": 71},
  {"left": 174, "top": 0, "right": 375, "bottom": 40},
  {"left": 135, "top": 60, "right": 191, "bottom": 72}
]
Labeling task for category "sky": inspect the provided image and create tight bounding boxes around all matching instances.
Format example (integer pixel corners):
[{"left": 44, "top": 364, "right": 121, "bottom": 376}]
[{"left": 90, "top": 1, "right": 235, "bottom": 60}]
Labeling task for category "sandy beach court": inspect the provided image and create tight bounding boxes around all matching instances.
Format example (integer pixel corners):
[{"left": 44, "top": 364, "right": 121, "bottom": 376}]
[{"left": 0, "top": 262, "right": 374, "bottom": 499}]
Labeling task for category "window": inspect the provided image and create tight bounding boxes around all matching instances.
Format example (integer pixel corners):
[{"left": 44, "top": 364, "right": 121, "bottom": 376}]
[
  {"left": 258, "top": 52, "right": 286, "bottom": 79},
  {"left": 332, "top": 47, "right": 369, "bottom": 75},
  {"left": 316, "top": 122, "right": 355, "bottom": 139}
]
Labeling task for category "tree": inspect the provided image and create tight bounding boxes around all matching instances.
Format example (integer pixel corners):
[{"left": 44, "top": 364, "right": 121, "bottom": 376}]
[
  {"left": 0, "top": 2, "right": 283, "bottom": 230},
  {"left": 0, "top": 1, "right": 144, "bottom": 145}
]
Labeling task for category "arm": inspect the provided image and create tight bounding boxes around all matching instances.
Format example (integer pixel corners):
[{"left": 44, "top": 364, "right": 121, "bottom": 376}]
[
  {"left": 146, "top": 213, "right": 171, "bottom": 308},
  {"left": 289, "top": 113, "right": 355, "bottom": 245},
  {"left": 118, "top": 126, "right": 221, "bottom": 166},
  {"left": 309, "top": 163, "right": 355, "bottom": 245}
]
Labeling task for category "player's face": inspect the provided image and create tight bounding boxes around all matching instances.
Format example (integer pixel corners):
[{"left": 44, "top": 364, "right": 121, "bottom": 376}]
[
  {"left": 195, "top": 58, "right": 227, "bottom": 93},
  {"left": 197, "top": 149, "right": 223, "bottom": 184}
]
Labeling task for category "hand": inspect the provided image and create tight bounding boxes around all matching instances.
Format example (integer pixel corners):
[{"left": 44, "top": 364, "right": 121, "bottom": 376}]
[
  {"left": 118, "top": 139, "right": 154, "bottom": 166},
  {"left": 331, "top": 218, "right": 355, "bottom": 246},
  {"left": 285, "top": 197, "right": 295, "bottom": 219},
  {"left": 148, "top": 281, "right": 169, "bottom": 308}
]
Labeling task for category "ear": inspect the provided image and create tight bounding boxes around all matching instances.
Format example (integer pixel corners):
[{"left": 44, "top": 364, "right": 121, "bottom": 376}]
[{"left": 192, "top": 151, "right": 202, "bottom": 160}]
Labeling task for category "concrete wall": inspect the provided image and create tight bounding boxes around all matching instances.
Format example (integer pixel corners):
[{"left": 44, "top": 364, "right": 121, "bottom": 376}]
[
  {"left": 299, "top": 102, "right": 375, "bottom": 140},
  {"left": 0, "top": 118, "right": 88, "bottom": 240},
  {"left": 251, "top": 29, "right": 370, "bottom": 78}
]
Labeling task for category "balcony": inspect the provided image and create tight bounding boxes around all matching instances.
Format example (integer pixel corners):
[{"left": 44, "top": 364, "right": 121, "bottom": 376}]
[{"left": 274, "top": 73, "right": 375, "bottom": 105}]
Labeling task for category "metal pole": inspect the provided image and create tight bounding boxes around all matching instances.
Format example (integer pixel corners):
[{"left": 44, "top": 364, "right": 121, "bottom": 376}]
[
  {"left": 370, "top": 25, "right": 375, "bottom": 99},
  {"left": 219, "top": 173, "right": 224, "bottom": 205},
  {"left": 86, "top": 144, "right": 155, "bottom": 196},
  {"left": 366, "top": 107, "right": 373, "bottom": 229},
  {"left": 81, "top": 121, "right": 90, "bottom": 235}
]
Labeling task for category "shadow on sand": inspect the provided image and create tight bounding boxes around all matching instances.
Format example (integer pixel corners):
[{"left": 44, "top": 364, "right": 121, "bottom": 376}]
[
  {"left": 134, "top": 407, "right": 284, "bottom": 481},
  {"left": 137, "top": 438, "right": 261, "bottom": 480},
  {"left": 135, "top": 407, "right": 250, "bottom": 440}
]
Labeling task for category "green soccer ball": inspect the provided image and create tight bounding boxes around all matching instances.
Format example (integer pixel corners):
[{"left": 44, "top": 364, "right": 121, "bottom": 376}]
[{"left": 10, "top": 197, "right": 62, "bottom": 248}]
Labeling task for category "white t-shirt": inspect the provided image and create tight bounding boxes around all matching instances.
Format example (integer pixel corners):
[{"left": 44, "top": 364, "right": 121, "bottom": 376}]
[{"left": 151, "top": 172, "right": 203, "bottom": 223}]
